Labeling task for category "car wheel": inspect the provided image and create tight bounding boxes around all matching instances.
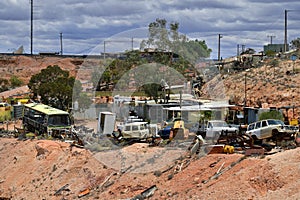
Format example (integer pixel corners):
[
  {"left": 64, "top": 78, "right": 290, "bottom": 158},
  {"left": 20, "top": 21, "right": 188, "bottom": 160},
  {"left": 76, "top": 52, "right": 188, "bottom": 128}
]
[{"left": 251, "top": 135, "right": 262, "bottom": 145}]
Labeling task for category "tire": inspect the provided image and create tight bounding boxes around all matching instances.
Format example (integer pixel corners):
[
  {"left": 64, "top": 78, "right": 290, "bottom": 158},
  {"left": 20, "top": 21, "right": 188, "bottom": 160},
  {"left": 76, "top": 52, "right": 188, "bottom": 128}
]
[
  {"left": 251, "top": 135, "right": 262, "bottom": 145},
  {"left": 251, "top": 135, "right": 258, "bottom": 141},
  {"left": 272, "top": 129, "right": 279, "bottom": 137}
]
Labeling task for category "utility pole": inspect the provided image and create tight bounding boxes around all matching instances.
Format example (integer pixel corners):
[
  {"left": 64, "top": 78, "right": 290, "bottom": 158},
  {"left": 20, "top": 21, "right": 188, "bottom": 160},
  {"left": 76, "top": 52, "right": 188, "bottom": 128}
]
[
  {"left": 284, "top": 9, "right": 288, "bottom": 53},
  {"left": 237, "top": 44, "right": 240, "bottom": 56},
  {"left": 131, "top": 37, "right": 134, "bottom": 50},
  {"left": 30, "top": 0, "right": 33, "bottom": 55},
  {"left": 103, "top": 41, "right": 106, "bottom": 60},
  {"left": 218, "top": 34, "right": 222, "bottom": 61},
  {"left": 241, "top": 44, "right": 245, "bottom": 54},
  {"left": 267, "top": 35, "right": 276, "bottom": 44},
  {"left": 60, "top": 32, "right": 63, "bottom": 55}
]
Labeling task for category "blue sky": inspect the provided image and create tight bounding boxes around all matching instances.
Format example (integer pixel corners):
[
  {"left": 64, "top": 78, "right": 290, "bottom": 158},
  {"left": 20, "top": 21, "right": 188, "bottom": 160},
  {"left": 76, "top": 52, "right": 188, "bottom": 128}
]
[{"left": 1, "top": 0, "right": 300, "bottom": 59}]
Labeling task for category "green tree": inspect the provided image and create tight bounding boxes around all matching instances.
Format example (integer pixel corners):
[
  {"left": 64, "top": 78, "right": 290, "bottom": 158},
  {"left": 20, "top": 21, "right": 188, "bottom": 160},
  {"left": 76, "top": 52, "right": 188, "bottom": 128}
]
[
  {"left": 142, "top": 83, "right": 161, "bottom": 103},
  {"left": 76, "top": 93, "right": 93, "bottom": 113},
  {"left": 140, "top": 18, "right": 211, "bottom": 63},
  {"left": 259, "top": 110, "right": 284, "bottom": 121},
  {"left": 265, "top": 50, "right": 276, "bottom": 57},
  {"left": 10, "top": 75, "right": 23, "bottom": 88},
  {"left": 28, "top": 65, "right": 75, "bottom": 111},
  {"left": 72, "top": 79, "right": 92, "bottom": 113},
  {"left": 290, "top": 37, "right": 300, "bottom": 49},
  {"left": 73, "top": 79, "right": 83, "bottom": 100}
]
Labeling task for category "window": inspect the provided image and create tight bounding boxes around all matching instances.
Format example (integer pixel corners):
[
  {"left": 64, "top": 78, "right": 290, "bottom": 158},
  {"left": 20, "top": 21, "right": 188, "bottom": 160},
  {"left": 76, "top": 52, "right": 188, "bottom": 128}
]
[
  {"left": 267, "top": 119, "right": 278, "bottom": 125},
  {"left": 248, "top": 123, "right": 255, "bottom": 131},
  {"left": 48, "top": 115, "right": 71, "bottom": 126},
  {"left": 208, "top": 122, "right": 212, "bottom": 128},
  {"left": 255, "top": 122, "right": 261, "bottom": 129},
  {"left": 132, "top": 125, "right": 139, "bottom": 131},
  {"left": 125, "top": 126, "right": 131, "bottom": 131},
  {"left": 261, "top": 120, "right": 267, "bottom": 127}
]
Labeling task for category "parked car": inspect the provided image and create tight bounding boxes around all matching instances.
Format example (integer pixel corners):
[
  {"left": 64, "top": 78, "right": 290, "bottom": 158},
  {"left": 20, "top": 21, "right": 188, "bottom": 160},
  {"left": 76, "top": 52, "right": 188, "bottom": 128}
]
[
  {"left": 246, "top": 119, "right": 295, "bottom": 140},
  {"left": 205, "top": 120, "right": 239, "bottom": 139}
]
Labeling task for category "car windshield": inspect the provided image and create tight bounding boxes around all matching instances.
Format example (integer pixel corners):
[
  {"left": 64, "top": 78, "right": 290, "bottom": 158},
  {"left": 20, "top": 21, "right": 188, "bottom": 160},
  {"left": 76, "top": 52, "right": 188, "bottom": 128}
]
[
  {"left": 48, "top": 115, "right": 71, "bottom": 126},
  {"left": 211, "top": 121, "right": 229, "bottom": 127},
  {"left": 267, "top": 119, "right": 280, "bottom": 125},
  {"left": 274, "top": 120, "right": 285, "bottom": 125}
]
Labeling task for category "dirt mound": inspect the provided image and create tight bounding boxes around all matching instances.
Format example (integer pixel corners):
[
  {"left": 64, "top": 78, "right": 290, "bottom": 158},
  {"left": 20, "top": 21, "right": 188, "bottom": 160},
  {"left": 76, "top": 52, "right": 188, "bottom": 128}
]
[{"left": 1, "top": 138, "right": 300, "bottom": 199}]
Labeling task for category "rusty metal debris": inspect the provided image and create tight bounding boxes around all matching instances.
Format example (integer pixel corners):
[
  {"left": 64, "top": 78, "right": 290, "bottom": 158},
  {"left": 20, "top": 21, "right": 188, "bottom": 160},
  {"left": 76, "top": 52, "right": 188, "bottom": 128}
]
[
  {"left": 245, "top": 148, "right": 265, "bottom": 156},
  {"left": 203, "top": 156, "right": 247, "bottom": 184},
  {"left": 54, "top": 184, "right": 70, "bottom": 196},
  {"left": 78, "top": 188, "right": 90, "bottom": 198},
  {"left": 130, "top": 185, "right": 157, "bottom": 200},
  {"left": 99, "top": 172, "right": 117, "bottom": 191}
]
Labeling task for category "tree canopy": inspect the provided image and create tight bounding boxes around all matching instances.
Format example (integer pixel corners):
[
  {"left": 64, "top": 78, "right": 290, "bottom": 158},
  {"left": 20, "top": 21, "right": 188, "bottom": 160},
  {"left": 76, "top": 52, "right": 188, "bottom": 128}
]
[
  {"left": 140, "top": 18, "right": 211, "bottom": 63},
  {"left": 10, "top": 75, "right": 23, "bottom": 88},
  {"left": 94, "top": 19, "right": 212, "bottom": 102},
  {"left": 28, "top": 65, "right": 76, "bottom": 111},
  {"left": 259, "top": 110, "right": 284, "bottom": 121},
  {"left": 291, "top": 38, "right": 300, "bottom": 50}
]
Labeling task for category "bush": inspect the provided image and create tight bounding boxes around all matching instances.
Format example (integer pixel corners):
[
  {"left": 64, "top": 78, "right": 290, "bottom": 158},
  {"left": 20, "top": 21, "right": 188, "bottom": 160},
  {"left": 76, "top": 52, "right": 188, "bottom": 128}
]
[
  {"left": 259, "top": 110, "right": 284, "bottom": 121},
  {"left": 10, "top": 75, "right": 23, "bottom": 88}
]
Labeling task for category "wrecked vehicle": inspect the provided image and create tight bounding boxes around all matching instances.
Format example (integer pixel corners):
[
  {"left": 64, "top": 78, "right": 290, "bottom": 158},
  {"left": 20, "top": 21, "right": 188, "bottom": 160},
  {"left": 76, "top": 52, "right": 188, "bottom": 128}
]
[
  {"left": 114, "top": 122, "right": 158, "bottom": 142},
  {"left": 246, "top": 119, "right": 296, "bottom": 141},
  {"left": 22, "top": 103, "right": 72, "bottom": 137},
  {"left": 198, "top": 120, "right": 239, "bottom": 140},
  {"left": 121, "top": 122, "right": 151, "bottom": 139},
  {"left": 157, "top": 118, "right": 185, "bottom": 140}
]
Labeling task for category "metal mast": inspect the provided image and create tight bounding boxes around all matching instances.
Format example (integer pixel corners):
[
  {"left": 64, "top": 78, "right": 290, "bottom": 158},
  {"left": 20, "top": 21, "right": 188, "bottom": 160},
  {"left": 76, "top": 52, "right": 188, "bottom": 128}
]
[{"left": 30, "top": 0, "right": 33, "bottom": 54}]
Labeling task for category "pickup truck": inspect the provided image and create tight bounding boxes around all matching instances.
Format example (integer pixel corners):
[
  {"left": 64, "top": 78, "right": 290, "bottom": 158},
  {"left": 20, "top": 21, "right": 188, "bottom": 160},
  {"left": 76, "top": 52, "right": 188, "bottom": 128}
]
[{"left": 197, "top": 120, "right": 239, "bottom": 140}]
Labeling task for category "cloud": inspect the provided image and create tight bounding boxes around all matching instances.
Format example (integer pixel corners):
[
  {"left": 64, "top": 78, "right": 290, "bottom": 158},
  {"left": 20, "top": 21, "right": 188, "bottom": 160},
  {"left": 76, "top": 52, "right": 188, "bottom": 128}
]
[{"left": 0, "top": 0, "right": 300, "bottom": 57}]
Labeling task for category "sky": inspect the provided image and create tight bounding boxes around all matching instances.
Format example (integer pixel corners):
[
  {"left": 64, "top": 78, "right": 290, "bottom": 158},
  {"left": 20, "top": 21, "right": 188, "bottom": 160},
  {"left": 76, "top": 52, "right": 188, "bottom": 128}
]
[{"left": 1, "top": 0, "right": 300, "bottom": 59}]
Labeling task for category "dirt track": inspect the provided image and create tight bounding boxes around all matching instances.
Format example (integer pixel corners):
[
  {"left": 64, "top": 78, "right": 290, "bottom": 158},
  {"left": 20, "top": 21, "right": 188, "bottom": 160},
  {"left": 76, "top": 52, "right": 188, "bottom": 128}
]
[{"left": 0, "top": 137, "right": 300, "bottom": 199}]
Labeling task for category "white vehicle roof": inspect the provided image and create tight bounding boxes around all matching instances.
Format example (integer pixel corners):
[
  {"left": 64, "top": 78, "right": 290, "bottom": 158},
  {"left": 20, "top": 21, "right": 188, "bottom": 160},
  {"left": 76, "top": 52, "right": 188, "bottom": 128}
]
[{"left": 124, "top": 122, "right": 148, "bottom": 126}]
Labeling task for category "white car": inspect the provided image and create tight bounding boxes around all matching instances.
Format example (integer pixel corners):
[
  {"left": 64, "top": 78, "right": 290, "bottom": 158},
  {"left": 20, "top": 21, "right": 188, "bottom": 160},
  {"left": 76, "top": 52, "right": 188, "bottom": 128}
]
[
  {"left": 205, "top": 120, "right": 239, "bottom": 139},
  {"left": 246, "top": 119, "right": 289, "bottom": 140}
]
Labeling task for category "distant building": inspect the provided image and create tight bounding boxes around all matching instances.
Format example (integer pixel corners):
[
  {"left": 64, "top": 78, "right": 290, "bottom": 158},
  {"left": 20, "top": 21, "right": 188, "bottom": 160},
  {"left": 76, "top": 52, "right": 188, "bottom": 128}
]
[{"left": 263, "top": 44, "right": 288, "bottom": 54}]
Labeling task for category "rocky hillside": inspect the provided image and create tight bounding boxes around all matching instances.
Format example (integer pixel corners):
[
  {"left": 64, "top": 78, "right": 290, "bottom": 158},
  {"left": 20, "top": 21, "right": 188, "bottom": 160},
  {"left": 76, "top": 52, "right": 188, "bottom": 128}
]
[
  {"left": 201, "top": 58, "right": 300, "bottom": 118},
  {"left": 0, "top": 55, "right": 99, "bottom": 84}
]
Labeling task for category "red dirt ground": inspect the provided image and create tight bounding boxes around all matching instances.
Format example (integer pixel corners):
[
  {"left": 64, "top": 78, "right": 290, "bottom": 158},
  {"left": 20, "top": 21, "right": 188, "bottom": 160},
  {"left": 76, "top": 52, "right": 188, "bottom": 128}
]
[{"left": 0, "top": 137, "right": 300, "bottom": 199}]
